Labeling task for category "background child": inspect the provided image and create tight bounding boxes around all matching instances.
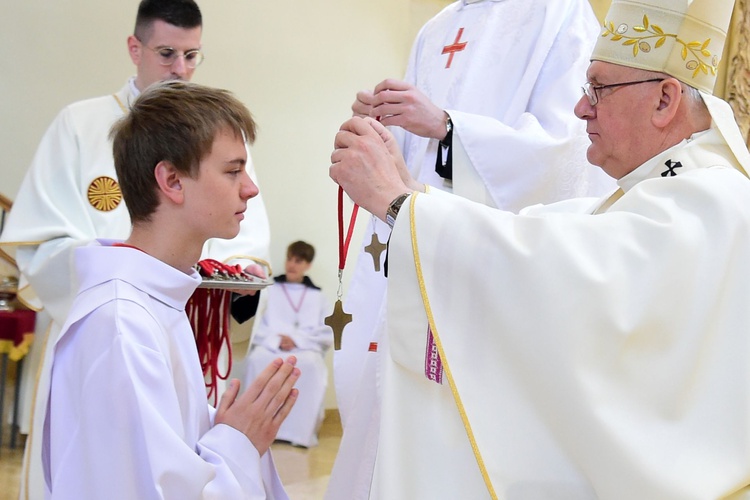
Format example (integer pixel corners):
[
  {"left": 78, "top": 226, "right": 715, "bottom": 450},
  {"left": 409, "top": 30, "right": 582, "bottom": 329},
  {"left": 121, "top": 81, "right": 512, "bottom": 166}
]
[{"left": 245, "top": 241, "right": 333, "bottom": 448}]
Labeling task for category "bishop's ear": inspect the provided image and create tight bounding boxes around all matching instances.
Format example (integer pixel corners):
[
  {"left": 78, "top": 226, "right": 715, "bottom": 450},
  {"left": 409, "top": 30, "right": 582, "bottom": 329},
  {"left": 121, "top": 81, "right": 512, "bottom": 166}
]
[
  {"left": 652, "top": 78, "right": 682, "bottom": 127},
  {"left": 154, "top": 161, "right": 184, "bottom": 204}
]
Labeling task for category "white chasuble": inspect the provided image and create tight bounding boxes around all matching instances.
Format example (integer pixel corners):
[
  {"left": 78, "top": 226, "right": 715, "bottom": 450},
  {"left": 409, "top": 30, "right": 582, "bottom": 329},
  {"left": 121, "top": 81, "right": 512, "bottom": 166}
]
[
  {"left": 328, "top": 1, "right": 614, "bottom": 498},
  {"left": 376, "top": 128, "right": 750, "bottom": 499}
]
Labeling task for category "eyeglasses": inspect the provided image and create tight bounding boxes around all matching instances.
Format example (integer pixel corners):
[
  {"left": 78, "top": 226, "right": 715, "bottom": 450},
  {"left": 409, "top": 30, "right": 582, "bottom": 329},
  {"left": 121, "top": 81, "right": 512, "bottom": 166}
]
[
  {"left": 581, "top": 78, "right": 664, "bottom": 106},
  {"left": 137, "top": 37, "right": 204, "bottom": 68}
]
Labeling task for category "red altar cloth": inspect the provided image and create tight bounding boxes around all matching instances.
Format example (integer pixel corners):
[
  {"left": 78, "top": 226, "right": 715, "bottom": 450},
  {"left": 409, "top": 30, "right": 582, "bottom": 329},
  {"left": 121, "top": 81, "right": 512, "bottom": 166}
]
[{"left": 0, "top": 309, "right": 36, "bottom": 361}]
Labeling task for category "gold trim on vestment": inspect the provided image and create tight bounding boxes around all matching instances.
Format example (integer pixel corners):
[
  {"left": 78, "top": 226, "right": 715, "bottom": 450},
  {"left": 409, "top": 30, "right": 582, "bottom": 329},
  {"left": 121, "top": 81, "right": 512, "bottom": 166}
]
[
  {"left": 408, "top": 192, "right": 498, "bottom": 500},
  {"left": 15, "top": 284, "right": 41, "bottom": 312},
  {"left": 593, "top": 187, "right": 625, "bottom": 215},
  {"left": 112, "top": 93, "right": 128, "bottom": 114},
  {"left": 0, "top": 239, "right": 56, "bottom": 247}
]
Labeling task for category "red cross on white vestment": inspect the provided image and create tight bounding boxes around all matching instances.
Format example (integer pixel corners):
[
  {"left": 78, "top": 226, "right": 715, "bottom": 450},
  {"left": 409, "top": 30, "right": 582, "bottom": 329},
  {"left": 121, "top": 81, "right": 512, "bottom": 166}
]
[{"left": 442, "top": 27, "right": 468, "bottom": 69}]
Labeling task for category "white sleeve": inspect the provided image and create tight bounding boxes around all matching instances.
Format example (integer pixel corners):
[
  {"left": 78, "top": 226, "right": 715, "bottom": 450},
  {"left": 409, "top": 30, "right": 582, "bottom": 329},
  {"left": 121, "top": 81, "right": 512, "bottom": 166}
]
[{"left": 47, "top": 301, "right": 275, "bottom": 499}]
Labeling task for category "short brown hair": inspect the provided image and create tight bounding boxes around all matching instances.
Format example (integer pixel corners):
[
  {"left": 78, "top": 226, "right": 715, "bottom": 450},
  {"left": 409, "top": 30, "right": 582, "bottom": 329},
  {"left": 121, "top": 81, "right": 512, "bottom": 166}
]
[
  {"left": 110, "top": 80, "right": 257, "bottom": 223},
  {"left": 287, "top": 241, "right": 315, "bottom": 263},
  {"left": 134, "top": 0, "right": 202, "bottom": 42}
]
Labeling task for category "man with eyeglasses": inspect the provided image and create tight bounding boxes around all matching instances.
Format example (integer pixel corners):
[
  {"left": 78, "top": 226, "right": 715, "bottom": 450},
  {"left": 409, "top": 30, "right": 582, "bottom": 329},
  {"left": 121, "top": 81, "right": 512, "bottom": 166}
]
[
  {"left": 328, "top": 2, "right": 615, "bottom": 497},
  {"left": 329, "top": 0, "right": 750, "bottom": 497},
  {"left": 0, "top": 1, "right": 270, "bottom": 499}
]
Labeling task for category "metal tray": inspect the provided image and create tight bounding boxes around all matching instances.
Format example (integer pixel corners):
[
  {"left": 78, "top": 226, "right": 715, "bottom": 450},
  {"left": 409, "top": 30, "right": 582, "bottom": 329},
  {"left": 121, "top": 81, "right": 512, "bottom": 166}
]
[{"left": 197, "top": 276, "right": 273, "bottom": 290}]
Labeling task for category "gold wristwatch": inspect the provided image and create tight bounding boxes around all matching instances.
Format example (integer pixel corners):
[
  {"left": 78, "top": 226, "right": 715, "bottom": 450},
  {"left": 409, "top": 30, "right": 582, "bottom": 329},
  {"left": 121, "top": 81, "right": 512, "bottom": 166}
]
[{"left": 386, "top": 193, "right": 410, "bottom": 229}]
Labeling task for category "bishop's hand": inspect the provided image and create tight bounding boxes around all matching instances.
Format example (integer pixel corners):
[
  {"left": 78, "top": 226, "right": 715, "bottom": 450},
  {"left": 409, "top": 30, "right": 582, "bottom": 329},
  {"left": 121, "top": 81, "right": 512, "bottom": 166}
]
[
  {"left": 366, "top": 118, "right": 422, "bottom": 193},
  {"left": 330, "top": 117, "right": 417, "bottom": 222}
]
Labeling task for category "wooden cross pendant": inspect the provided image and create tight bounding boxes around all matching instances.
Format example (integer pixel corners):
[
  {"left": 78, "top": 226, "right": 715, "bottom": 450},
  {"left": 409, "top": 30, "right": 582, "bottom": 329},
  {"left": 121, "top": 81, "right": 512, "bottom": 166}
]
[
  {"left": 364, "top": 232, "right": 387, "bottom": 273},
  {"left": 326, "top": 299, "right": 353, "bottom": 351}
]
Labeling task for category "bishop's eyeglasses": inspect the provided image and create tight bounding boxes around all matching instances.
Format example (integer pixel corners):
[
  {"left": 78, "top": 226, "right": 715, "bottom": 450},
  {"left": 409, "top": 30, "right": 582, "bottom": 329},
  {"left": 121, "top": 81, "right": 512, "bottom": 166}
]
[
  {"left": 137, "top": 38, "right": 204, "bottom": 68},
  {"left": 581, "top": 78, "right": 664, "bottom": 106}
]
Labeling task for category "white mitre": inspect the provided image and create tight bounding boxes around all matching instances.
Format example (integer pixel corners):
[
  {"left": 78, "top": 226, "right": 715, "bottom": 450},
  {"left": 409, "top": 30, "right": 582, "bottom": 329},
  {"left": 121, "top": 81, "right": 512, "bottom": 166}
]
[{"left": 593, "top": 0, "right": 750, "bottom": 175}]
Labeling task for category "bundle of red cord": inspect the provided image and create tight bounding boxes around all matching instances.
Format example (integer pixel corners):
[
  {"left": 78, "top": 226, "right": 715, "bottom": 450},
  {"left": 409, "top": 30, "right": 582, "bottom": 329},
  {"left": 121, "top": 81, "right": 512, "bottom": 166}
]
[{"left": 186, "top": 259, "right": 245, "bottom": 405}]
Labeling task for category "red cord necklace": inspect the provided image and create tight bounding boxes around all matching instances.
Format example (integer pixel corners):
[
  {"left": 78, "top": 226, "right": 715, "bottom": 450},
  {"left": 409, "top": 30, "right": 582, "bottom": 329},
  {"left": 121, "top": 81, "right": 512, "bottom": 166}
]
[{"left": 324, "top": 187, "right": 357, "bottom": 350}]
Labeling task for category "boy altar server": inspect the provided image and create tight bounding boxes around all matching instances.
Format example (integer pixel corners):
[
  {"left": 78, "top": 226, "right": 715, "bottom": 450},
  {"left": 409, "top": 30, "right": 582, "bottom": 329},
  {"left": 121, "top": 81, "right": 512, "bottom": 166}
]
[{"left": 43, "top": 81, "right": 297, "bottom": 499}]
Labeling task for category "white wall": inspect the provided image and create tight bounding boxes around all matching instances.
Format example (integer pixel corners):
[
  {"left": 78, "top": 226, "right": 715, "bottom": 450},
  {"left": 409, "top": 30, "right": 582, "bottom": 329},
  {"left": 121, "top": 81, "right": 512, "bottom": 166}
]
[{"left": 0, "top": 0, "right": 449, "bottom": 408}]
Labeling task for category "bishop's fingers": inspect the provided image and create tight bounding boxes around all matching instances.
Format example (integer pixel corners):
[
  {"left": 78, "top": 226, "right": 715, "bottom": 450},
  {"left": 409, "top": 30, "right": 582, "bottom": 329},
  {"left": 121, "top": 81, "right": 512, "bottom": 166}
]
[
  {"left": 366, "top": 118, "right": 395, "bottom": 144},
  {"left": 338, "top": 116, "right": 381, "bottom": 138},
  {"left": 352, "top": 89, "right": 375, "bottom": 117},
  {"left": 333, "top": 128, "right": 354, "bottom": 150}
]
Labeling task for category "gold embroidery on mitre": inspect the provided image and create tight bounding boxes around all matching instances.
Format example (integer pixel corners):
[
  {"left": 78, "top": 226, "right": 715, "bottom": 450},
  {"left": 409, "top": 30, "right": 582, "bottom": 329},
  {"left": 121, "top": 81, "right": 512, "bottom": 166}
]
[
  {"left": 601, "top": 14, "right": 719, "bottom": 79},
  {"left": 87, "top": 176, "right": 122, "bottom": 212}
]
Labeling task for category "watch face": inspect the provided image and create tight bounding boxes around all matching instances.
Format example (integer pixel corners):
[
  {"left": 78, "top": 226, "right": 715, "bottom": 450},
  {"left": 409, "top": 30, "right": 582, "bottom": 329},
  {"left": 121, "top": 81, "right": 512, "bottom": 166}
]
[{"left": 394, "top": 194, "right": 409, "bottom": 211}]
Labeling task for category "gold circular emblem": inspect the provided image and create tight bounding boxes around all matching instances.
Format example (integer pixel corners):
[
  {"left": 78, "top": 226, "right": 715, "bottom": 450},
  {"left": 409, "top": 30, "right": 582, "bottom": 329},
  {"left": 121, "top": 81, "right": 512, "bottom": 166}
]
[{"left": 87, "top": 176, "right": 122, "bottom": 212}]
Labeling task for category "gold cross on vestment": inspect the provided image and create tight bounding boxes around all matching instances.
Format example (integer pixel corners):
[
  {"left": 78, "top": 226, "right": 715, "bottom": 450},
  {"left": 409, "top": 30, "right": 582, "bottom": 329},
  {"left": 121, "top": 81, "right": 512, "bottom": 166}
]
[
  {"left": 326, "top": 299, "right": 353, "bottom": 351},
  {"left": 364, "top": 232, "right": 387, "bottom": 272}
]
